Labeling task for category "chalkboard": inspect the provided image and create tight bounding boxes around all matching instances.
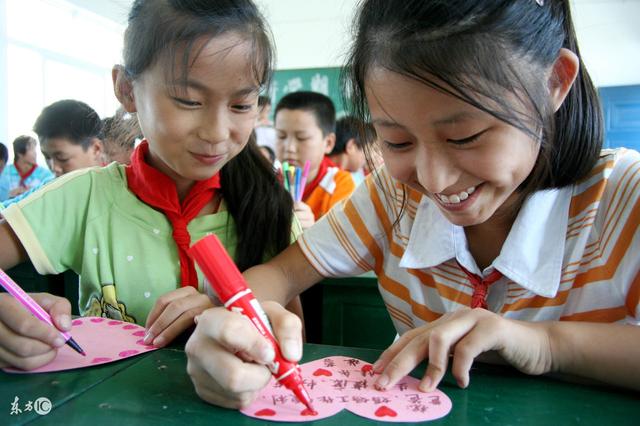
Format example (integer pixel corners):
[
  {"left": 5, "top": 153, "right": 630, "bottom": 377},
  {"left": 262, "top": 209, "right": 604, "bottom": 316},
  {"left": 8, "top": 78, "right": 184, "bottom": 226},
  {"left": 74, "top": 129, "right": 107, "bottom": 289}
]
[{"left": 269, "top": 67, "right": 346, "bottom": 118}]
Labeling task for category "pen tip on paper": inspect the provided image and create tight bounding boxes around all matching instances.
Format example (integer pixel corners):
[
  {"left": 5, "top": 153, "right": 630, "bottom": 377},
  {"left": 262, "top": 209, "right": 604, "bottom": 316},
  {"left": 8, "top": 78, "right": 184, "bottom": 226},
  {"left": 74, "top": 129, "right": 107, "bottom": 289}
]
[{"left": 66, "top": 337, "right": 86, "bottom": 356}]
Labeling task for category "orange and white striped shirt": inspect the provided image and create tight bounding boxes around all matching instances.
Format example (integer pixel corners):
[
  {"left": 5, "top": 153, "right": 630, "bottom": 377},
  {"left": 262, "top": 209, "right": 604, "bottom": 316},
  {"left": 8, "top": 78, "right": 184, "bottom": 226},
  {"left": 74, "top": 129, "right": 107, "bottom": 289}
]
[{"left": 299, "top": 149, "right": 640, "bottom": 335}]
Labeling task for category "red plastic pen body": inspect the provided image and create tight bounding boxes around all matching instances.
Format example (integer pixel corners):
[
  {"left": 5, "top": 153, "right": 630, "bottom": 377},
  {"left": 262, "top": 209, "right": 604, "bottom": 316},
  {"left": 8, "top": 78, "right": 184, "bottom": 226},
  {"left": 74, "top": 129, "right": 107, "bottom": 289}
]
[{"left": 188, "top": 235, "right": 314, "bottom": 412}]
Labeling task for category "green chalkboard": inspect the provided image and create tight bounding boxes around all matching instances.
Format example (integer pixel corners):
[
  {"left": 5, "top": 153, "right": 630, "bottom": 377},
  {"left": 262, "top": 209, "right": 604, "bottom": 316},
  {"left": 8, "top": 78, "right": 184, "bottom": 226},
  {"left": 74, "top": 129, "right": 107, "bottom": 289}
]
[{"left": 269, "top": 67, "right": 346, "bottom": 117}]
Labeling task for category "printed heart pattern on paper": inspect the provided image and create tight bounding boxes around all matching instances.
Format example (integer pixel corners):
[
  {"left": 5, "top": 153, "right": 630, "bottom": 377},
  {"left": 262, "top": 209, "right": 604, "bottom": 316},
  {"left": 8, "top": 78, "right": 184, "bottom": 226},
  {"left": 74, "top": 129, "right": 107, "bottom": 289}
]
[
  {"left": 241, "top": 356, "right": 452, "bottom": 423},
  {"left": 3, "top": 317, "right": 159, "bottom": 374}
]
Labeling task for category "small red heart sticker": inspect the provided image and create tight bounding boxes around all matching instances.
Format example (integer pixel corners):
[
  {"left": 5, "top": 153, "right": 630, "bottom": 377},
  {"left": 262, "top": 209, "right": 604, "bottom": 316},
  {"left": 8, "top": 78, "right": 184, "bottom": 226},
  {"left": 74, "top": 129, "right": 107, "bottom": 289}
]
[
  {"left": 255, "top": 408, "right": 276, "bottom": 417},
  {"left": 375, "top": 406, "right": 398, "bottom": 418},
  {"left": 312, "top": 368, "right": 332, "bottom": 376}
]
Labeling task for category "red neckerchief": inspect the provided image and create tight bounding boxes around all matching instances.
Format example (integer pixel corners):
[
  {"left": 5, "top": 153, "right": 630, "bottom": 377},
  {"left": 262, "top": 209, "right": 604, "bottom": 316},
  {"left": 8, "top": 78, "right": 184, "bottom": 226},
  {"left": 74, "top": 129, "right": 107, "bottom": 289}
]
[
  {"left": 302, "top": 156, "right": 336, "bottom": 200},
  {"left": 456, "top": 261, "right": 503, "bottom": 309},
  {"left": 17, "top": 163, "right": 37, "bottom": 187},
  {"left": 126, "top": 140, "right": 220, "bottom": 288}
]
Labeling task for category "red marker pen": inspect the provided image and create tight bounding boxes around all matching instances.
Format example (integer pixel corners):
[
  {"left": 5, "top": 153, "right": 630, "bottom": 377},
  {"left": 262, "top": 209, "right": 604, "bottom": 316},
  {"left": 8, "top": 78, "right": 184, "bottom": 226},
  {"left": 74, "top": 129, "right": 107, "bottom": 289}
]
[{"left": 188, "top": 235, "right": 315, "bottom": 413}]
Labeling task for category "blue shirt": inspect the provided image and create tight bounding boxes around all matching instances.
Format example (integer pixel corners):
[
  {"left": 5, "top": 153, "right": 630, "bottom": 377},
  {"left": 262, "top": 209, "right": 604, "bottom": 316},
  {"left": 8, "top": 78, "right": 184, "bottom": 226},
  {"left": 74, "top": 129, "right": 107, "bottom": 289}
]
[{"left": 0, "top": 164, "right": 54, "bottom": 202}]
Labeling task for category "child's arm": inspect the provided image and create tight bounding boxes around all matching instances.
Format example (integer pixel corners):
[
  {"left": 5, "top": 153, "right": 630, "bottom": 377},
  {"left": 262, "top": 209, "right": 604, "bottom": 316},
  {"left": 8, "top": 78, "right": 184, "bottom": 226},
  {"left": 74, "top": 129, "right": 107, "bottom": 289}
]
[
  {"left": 371, "top": 309, "right": 640, "bottom": 392},
  {"left": 0, "top": 220, "right": 74, "bottom": 370},
  {"left": 185, "top": 242, "right": 324, "bottom": 408}
]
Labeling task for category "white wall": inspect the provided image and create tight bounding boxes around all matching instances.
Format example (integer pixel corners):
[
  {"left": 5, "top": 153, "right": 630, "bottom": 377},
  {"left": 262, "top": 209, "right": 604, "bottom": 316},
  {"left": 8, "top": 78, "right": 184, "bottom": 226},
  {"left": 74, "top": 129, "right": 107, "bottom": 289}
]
[
  {"left": 572, "top": 0, "right": 640, "bottom": 87},
  {"left": 257, "top": 0, "right": 640, "bottom": 89}
]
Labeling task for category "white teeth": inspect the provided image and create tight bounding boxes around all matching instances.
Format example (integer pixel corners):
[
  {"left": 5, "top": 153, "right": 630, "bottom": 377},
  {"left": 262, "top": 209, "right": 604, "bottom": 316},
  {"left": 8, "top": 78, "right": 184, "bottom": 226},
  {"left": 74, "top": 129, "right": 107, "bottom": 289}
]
[{"left": 437, "top": 185, "right": 477, "bottom": 204}]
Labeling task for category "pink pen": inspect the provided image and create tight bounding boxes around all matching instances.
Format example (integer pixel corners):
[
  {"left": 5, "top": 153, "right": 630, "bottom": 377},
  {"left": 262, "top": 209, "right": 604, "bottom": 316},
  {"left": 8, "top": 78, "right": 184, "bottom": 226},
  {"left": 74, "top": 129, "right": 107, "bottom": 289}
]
[
  {"left": 297, "top": 160, "right": 311, "bottom": 202},
  {"left": 0, "top": 268, "right": 85, "bottom": 356},
  {"left": 188, "top": 235, "right": 316, "bottom": 414}
]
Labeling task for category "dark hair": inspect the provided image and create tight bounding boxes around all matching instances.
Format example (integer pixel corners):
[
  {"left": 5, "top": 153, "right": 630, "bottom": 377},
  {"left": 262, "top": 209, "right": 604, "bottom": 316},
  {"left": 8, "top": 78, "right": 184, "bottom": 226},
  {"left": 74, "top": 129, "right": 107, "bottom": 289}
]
[
  {"left": 123, "top": 0, "right": 291, "bottom": 271},
  {"left": 12, "top": 135, "right": 37, "bottom": 161},
  {"left": 330, "top": 115, "right": 373, "bottom": 155},
  {"left": 258, "top": 95, "right": 271, "bottom": 108},
  {"left": 275, "top": 91, "right": 336, "bottom": 136},
  {"left": 33, "top": 99, "right": 102, "bottom": 150},
  {"left": 346, "top": 0, "right": 602, "bottom": 200},
  {"left": 0, "top": 143, "right": 8, "bottom": 164}
]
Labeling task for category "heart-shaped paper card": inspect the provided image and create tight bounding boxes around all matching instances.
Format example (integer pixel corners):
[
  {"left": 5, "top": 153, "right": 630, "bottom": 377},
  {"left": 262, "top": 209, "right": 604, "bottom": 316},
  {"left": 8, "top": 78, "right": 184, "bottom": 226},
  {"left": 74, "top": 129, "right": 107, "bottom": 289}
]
[
  {"left": 3, "top": 316, "right": 158, "bottom": 373},
  {"left": 241, "top": 356, "right": 452, "bottom": 423}
]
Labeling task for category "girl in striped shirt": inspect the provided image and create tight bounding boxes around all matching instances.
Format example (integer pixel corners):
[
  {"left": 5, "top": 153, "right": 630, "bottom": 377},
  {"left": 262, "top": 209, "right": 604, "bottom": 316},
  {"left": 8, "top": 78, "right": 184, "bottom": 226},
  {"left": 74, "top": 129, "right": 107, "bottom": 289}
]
[{"left": 186, "top": 0, "right": 640, "bottom": 407}]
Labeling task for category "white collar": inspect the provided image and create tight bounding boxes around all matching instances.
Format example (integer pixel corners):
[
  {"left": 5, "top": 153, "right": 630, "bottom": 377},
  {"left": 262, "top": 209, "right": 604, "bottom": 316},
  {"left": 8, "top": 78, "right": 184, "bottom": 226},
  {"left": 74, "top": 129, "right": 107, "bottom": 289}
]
[{"left": 399, "top": 187, "right": 572, "bottom": 297}]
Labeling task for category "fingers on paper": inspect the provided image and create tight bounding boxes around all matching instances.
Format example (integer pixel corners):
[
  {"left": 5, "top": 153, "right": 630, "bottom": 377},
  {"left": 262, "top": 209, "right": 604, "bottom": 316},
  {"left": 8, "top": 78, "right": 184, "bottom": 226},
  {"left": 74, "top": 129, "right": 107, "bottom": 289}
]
[{"left": 145, "top": 287, "right": 213, "bottom": 347}]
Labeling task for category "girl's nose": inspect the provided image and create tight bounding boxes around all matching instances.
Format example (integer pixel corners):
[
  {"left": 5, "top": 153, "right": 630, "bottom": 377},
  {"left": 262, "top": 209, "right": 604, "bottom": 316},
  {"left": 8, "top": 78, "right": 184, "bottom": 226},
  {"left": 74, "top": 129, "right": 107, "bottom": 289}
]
[
  {"left": 415, "top": 146, "right": 460, "bottom": 194},
  {"left": 199, "top": 109, "right": 230, "bottom": 143}
]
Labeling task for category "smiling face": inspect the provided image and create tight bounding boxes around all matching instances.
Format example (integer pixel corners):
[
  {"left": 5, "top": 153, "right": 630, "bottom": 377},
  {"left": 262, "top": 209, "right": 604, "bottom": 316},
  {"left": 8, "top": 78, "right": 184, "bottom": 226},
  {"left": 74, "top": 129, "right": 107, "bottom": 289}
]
[
  {"left": 119, "top": 33, "right": 260, "bottom": 195},
  {"left": 366, "top": 68, "right": 540, "bottom": 228}
]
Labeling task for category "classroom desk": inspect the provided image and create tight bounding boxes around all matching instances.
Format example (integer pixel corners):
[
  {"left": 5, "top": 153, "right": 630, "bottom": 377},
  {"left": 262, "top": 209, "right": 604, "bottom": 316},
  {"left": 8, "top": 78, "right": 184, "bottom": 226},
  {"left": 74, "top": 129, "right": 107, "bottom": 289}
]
[{"left": 1, "top": 343, "right": 637, "bottom": 426}]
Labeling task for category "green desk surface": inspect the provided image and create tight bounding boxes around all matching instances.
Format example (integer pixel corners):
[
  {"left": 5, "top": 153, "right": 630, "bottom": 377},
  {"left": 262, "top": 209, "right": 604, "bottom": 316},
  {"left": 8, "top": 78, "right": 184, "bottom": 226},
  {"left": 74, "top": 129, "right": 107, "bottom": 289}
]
[{"left": 1, "top": 343, "right": 637, "bottom": 425}]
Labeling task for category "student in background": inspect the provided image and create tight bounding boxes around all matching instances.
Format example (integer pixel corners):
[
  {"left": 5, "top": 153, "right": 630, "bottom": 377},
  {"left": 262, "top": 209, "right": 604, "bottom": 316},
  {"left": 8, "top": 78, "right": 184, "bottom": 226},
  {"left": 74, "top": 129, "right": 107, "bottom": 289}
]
[
  {"left": 0, "top": 136, "right": 54, "bottom": 202},
  {"left": 254, "top": 95, "right": 277, "bottom": 152},
  {"left": 101, "top": 108, "right": 143, "bottom": 165},
  {"left": 1, "top": 100, "right": 106, "bottom": 208},
  {"left": 35, "top": 99, "right": 105, "bottom": 177},
  {"left": 0, "top": 143, "right": 7, "bottom": 175},
  {"left": 0, "top": 0, "right": 298, "bottom": 371},
  {"left": 329, "top": 115, "right": 370, "bottom": 186},
  {"left": 186, "top": 0, "right": 640, "bottom": 407},
  {"left": 275, "top": 91, "right": 356, "bottom": 230}
]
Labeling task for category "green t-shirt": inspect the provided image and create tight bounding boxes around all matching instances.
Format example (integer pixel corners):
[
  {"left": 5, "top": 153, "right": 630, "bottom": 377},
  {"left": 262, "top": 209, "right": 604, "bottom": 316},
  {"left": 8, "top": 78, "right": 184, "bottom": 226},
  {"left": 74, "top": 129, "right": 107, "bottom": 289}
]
[{"left": 3, "top": 163, "right": 300, "bottom": 324}]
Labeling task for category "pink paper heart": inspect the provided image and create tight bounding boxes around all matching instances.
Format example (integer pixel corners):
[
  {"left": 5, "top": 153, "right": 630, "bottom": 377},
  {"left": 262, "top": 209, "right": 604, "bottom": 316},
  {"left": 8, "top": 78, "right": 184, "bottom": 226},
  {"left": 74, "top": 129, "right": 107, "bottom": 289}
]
[
  {"left": 241, "top": 356, "right": 452, "bottom": 423},
  {"left": 2, "top": 316, "right": 158, "bottom": 374}
]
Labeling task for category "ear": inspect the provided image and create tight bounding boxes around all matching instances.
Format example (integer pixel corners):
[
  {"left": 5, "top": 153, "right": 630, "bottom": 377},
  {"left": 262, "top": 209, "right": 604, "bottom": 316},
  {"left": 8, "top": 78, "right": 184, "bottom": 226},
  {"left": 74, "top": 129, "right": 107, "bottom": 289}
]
[
  {"left": 548, "top": 48, "right": 579, "bottom": 112},
  {"left": 345, "top": 138, "right": 358, "bottom": 154},
  {"left": 324, "top": 132, "right": 336, "bottom": 155},
  {"left": 89, "top": 137, "right": 105, "bottom": 164},
  {"left": 113, "top": 65, "right": 137, "bottom": 113}
]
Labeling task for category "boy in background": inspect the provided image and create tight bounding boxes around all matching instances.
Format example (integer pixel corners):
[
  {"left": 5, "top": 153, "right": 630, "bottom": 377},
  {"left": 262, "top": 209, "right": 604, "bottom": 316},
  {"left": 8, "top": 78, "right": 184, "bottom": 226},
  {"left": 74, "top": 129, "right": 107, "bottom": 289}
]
[
  {"left": 275, "top": 91, "right": 355, "bottom": 230},
  {"left": 1, "top": 100, "right": 104, "bottom": 207},
  {"left": 329, "top": 115, "right": 370, "bottom": 186},
  {"left": 34, "top": 99, "right": 104, "bottom": 176}
]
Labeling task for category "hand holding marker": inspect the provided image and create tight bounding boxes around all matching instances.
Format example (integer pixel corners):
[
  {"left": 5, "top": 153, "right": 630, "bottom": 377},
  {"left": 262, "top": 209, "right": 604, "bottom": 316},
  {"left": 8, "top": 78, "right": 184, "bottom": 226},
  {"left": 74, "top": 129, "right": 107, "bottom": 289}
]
[
  {"left": 0, "top": 268, "right": 85, "bottom": 356},
  {"left": 188, "top": 235, "right": 316, "bottom": 413}
]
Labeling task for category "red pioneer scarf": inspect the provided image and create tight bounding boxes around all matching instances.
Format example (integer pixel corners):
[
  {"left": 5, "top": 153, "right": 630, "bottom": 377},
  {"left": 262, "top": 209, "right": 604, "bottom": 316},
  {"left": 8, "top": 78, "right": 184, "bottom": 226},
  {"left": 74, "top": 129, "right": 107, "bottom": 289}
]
[
  {"left": 126, "top": 140, "right": 220, "bottom": 288},
  {"left": 302, "top": 156, "right": 337, "bottom": 200},
  {"left": 17, "top": 163, "right": 37, "bottom": 187},
  {"left": 456, "top": 261, "right": 503, "bottom": 309}
]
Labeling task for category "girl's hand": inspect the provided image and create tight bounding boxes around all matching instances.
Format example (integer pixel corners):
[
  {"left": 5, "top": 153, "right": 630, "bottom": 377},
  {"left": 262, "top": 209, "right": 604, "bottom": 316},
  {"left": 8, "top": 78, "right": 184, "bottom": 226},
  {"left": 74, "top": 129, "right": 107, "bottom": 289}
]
[
  {"left": 293, "top": 201, "right": 315, "bottom": 229},
  {"left": 185, "top": 301, "right": 303, "bottom": 408},
  {"left": 373, "top": 308, "right": 552, "bottom": 392},
  {"left": 0, "top": 293, "right": 72, "bottom": 370},
  {"left": 144, "top": 287, "right": 215, "bottom": 347}
]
